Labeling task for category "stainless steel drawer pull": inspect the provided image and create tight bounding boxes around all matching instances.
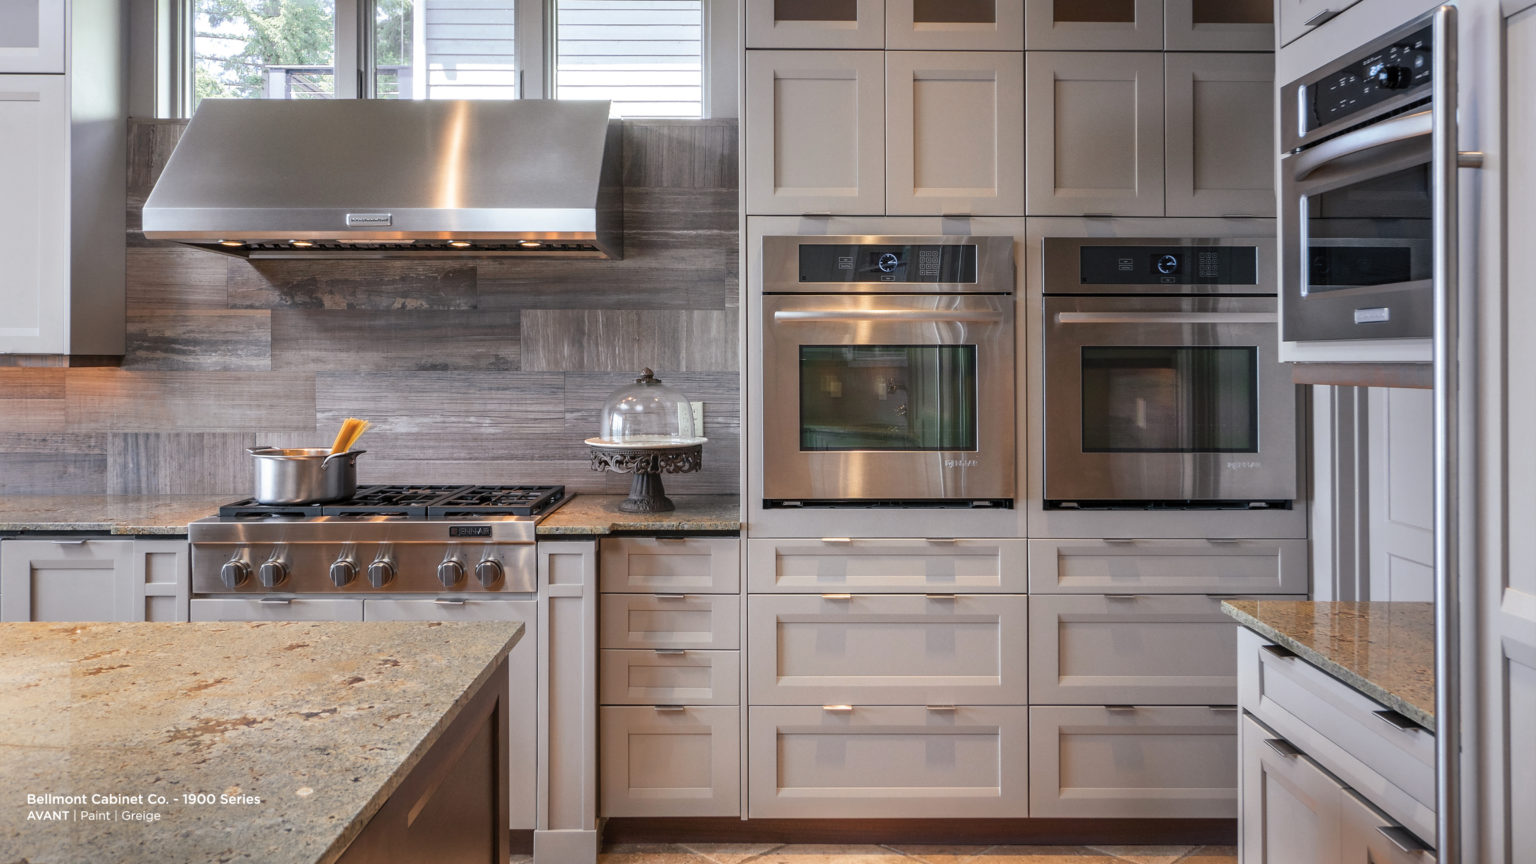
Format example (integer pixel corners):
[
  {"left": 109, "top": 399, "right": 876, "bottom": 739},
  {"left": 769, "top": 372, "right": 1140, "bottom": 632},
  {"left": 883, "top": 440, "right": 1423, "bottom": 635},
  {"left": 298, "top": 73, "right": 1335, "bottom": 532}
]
[
  {"left": 258, "top": 597, "right": 293, "bottom": 605},
  {"left": 653, "top": 704, "right": 687, "bottom": 712},
  {"left": 1376, "top": 825, "right": 1433, "bottom": 854},
  {"left": 1104, "top": 705, "right": 1138, "bottom": 713},
  {"left": 821, "top": 593, "right": 853, "bottom": 600},
  {"left": 1302, "top": 8, "right": 1335, "bottom": 26},
  {"left": 434, "top": 598, "right": 467, "bottom": 606},
  {"left": 1103, "top": 538, "right": 1137, "bottom": 545},
  {"left": 820, "top": 537, "right": 853, "bottom": 544},
  {"left": 924, "top": 593, "right": 957, "bottom": 600},
  {"left": 1261, "top": 644, "right": 1298, "bottom": 660},
  {"left": 654, "top": 649, "right": 687, "bottom": 655},
  {"left": 1263, "top": 738, "right": 1302, "bottom": 758},
  {"left": 925, "top": 705, "right": 957, "bottom": 712},
  {"left": 653, "top": 593, "right": 688, "bottom": 600},
  {"left": 1373, "top": 709, "right": 1426, "bottom": 733},
  {"left": 1207, "top": 705, "right": 1239, "bottom": 712},
  {"left": 822, "top": 704, "right": 854, "bottom": 713},
  {"left": 1104, "top": 594, "right": 1138, "bottom": 601},
  {"left": 53, "top": 539, "right": 89, "bottom": 546},
  {"left": 653, "top": 536, "right": 689, "bottom": 544},
  {"left": 925, "top": 538, "right": 958, "bottom": 545}
]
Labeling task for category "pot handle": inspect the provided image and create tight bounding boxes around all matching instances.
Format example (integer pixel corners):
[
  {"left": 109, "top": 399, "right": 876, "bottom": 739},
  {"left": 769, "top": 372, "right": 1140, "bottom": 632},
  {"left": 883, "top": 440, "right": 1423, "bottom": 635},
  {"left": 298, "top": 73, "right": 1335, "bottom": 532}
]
[
  {"left": 249, "top": 446, "right": 276, "bottom": 454},
  {"left": 322, "top": 450, "right": 366, "bottom": 467}
]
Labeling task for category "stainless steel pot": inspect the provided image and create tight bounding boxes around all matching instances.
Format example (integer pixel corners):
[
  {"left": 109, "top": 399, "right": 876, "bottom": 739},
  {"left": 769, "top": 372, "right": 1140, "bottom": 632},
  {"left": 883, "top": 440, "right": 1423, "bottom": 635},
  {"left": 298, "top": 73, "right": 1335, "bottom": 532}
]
[{"left": 248, "top": 447, "right": 366, "bottom": 504}]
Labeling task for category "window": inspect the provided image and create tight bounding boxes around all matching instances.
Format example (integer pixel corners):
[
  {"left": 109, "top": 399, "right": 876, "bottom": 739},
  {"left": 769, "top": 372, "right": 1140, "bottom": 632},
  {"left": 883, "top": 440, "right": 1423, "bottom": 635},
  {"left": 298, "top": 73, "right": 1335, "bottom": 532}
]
[{"left": 182, "top": 0, "right": 730, "bottom": 116}]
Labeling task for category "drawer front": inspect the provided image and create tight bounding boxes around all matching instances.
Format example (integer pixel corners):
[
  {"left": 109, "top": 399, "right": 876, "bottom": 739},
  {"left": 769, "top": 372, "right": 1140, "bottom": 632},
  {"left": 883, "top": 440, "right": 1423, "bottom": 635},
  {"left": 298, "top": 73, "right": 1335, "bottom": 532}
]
[
  {"left": 1031, "top": 594, "right": 1283, "bottom": 705},
  {"left": 1030, "top": 705, "right": 1239, "bottom": 818},
  {"left": 600, "top": 649, "right": 740, "bottom": 706},
  {"left": 749, "top": 538, "right": 1028, "bottom": 593},
  {"left": 600, "top": 594, "right": 739, "bottom": 650},
  {"left": 748, "top": 705, "right": 1028, "bottom": 818},
  {"left": 600, "top": 537, "right": 740, "bottom": 594},
  {"left": 1240, "top": 713, "right": 1343, "bottom": 864},
  {"left": 1238, "top": 629, "right": 1436, "bottom": 815},
  {"left": 748, "top": 594, "right": 1028, "bottom": 705},
  {"left": 1029, "top": 539, "right": 1309, "bottom": 595},
  {"left": 600, "top": 706, "right": 740, "bottom": 817},
  {"left": 189, "top": 597, "right": 364, "bottom": 621}
]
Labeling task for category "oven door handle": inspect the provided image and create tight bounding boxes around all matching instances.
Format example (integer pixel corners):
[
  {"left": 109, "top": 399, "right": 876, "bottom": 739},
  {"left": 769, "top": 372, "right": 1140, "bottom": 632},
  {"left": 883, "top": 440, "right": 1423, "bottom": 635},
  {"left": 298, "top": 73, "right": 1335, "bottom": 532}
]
[
  {"left": 1053, "top": 311, "right": 1276, "bottom": 326},
  {"left": 1290, "top": 109, "right": 1432, "bottom": 181},
  {"left": 772, "top": 309, "right": 1005, "bottom": 324}
]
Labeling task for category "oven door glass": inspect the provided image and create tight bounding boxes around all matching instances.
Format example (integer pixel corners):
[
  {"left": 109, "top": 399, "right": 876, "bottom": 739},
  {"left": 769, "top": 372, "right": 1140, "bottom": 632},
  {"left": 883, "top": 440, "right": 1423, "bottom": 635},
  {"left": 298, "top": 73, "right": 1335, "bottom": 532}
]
[
  {"left": 1303, "top": 164, "right": 1432, "bottom": 293},
  {"left": 1081, "top": 347, "right": 1258, "bottom": 453},
  {"left": 800, "top": 345, "right": 978, "bottom": 451}
]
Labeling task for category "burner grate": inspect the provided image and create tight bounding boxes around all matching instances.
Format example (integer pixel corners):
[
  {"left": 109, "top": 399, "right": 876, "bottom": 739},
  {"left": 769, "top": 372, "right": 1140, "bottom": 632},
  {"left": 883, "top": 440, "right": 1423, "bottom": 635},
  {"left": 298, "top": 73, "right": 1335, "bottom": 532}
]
[
  {"left": 319, "top": 485, "right": 470, "bottom": 519},
  {"left": 215, "top": 485, "right": 567, "bottom": 520},
  {"left": 428, "top": 485, "right": 566, "bottom": 519}
]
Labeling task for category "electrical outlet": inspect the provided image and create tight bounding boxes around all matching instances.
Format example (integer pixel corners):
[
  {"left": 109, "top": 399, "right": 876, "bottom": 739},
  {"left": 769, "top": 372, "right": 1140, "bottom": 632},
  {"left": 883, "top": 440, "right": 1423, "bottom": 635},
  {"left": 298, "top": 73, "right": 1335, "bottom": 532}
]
[{"left": 690, "top": 401, "right": 704, "bottom": 437}]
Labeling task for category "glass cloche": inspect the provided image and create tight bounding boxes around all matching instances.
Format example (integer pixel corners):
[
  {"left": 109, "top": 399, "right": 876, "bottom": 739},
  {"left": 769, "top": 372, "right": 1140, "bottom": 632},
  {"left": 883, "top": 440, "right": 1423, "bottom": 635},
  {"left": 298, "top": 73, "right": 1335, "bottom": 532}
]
[{"left": 586, "top": 369, "right": 707, "bottom": 449}]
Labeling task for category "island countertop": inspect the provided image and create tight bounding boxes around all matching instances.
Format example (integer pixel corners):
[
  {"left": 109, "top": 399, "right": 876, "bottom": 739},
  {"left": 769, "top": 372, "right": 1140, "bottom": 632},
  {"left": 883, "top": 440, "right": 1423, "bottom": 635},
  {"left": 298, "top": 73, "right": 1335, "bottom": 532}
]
[
  {"left": 1222, "top": 600, "right": 1435, "bottom": 731},
  {"left": 537, "top": 493, "right": 741, "bottom": 535},
  {"left": 0, "top": 620, "right": 523, "bottom": 864},
  {"left": 0, "top": 495, "right": 228, "bottom": 535}
]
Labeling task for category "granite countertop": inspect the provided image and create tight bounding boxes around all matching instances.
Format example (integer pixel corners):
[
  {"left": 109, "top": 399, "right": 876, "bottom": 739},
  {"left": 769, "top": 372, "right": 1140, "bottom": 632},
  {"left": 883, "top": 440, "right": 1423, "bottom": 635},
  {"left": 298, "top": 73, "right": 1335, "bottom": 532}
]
[
  {"left": 0, "top": 495, "right": 229, "bottom": 535},
  {"left": 538, "top": 493, "right": 741, "bottom": 535},
  {"left": 0, "top": 620, "right": 523, "bottom": 864},
  {"left": 1222, "top": 600, "right": 1435, "bottom": 731}
]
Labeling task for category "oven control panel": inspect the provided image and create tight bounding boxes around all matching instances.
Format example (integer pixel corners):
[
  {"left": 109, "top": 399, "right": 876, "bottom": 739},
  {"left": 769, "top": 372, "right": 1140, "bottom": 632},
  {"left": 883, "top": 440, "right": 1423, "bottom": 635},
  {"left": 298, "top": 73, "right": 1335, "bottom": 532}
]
[
  {"left": 798, "top": 244, "right": 978, "bottom": 284},
  {"left": 1305, "top": 23, "right": 1432, "bottom": 137},
  {"left": 1076, "top": 245, "right": 1259, "bottom": 287}
]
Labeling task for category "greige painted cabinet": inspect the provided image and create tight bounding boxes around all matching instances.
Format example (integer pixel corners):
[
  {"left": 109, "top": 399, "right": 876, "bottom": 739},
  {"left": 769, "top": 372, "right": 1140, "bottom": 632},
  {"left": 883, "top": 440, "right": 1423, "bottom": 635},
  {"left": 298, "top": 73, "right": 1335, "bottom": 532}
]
[
  {"left": 1027, "top": 538, "right": 1309, "bottom": 595},
  {"left": 744, "top": 50, "right": 886, "bottom": 215},
  {"left": 746, "top": 0, "right": 885, "bottom": 49},
  {"left": 599, "top": 706, "right": 740, "bottom": 817},
  {"left": 1339, "top": 789, "right": 1437, "bottom": 864},
  {"left": 1163, "top": 0, "right": 1273, "bottom": 51},
  {"left": 748, "top": 593, "right": 1028, "bottom": 704},
  {"left": 1277, "top": 0, "right": 1361, "bottom": 46},
  {"left": 1, "top": 538, "right": 187, "bottom": 622},
  {"left": 884, "top": 51, "right": 1025, "bottom": 215},
  {"left": 0, "top": 0, "right": 64, "bottom": 72},
  {"left": 1164, "top": 52, "right": 1275, "bottom": 217},
  {"left": 600, "top": 593, "right": 739, "bottom": 651},
  {"left": 1240, "top": 715, "right": 1343, "bottom": 864},
  {"left": 884, "top": 0, "right": 1024, "bottom": 51},
  {"left": 1029, "top": 705, "right": 1239, "bottom": 818},
  {"left": 1024, "top": 0, "right": 1165, "bottom": 50},
  {"left": 748, "top": 704, "right": 1029, "bottom": 818},
  {"left": 600, "top": 649, "right": 740, "bottom": 705},
  {"left": 750, "top": 537, "right": 1028, "bottom": 593},
  {"left": 1025, "top": 52, "right": 1165, "bottom": 216},
  {"left": 0, "top": 75, "right": 69, "bottom": 353},
  {"left": 599, "top": 537, "right": 739, "bottom": 594},
  {"left": 190, "top": 596, "right": 366, "bottom": 621}
]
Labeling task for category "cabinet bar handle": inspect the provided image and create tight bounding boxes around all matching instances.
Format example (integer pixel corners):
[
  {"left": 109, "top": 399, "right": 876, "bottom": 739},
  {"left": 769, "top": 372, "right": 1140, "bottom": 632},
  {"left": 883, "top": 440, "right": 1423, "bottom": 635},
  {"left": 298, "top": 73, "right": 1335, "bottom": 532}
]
[
  {"left": 53, "top": 539, "right": 89, "bottom": 546},
  {"left": 1261, "top": 644, "right": 1298, "bottom": 660},
  {"left": 1376, "top": 825, "right": 1434, "bottom": 854},
  {"left": 654, "top": 649, "right": 687, "bottom": 655},
  {"left": 1373, "top": 709, "right": 1427, "bottom": 733},
  {"left": 654, "top": 536, "right": 689, "bottom": 543},
  {"left": 822, "top": 704, "right": 854, "bottom": 713},
  {"left": 1207, "top": 705, "right": 1239, "bottom": 712},
  {"left": 1302, "top": 8, "right": 1336, "bottom": 26},
  {"left": 258, "top": 597, "right": 292, "bottom": 605},
  {"left": 434, "top": 598, "right": 467, "bottom": 606},
  {"left": 654, "top": 593, "right": 688, "bottom": 600},
  {"left": 821, "top": 593, "right": 853, "bottom": 600},
  {"left": 1105, "top": 705, "right": 1138, "bottom": 712},
  {"left": 1263, "top": 738, "right": 1302, "bottom": 758},
  {"left": 1105, "top": 594, "right": 1138, "bottom": 601},
  {"left": 653, "top": 705, "right": 687, "bottom": 712},
  {"left": 926, "top": 538, "right": 958, "bottom": 544},
  {"left": 925, "top": 705, "right": 957, "bottom": 712},
  {"left": 820, "top": 537, "right": 853, "bottom": 544},
  {"left": 925, "top": 593, "right": 957, "bottom": 600},
  {"left": 1103, "top": 538, "right": 1137, "bottom": 544}
]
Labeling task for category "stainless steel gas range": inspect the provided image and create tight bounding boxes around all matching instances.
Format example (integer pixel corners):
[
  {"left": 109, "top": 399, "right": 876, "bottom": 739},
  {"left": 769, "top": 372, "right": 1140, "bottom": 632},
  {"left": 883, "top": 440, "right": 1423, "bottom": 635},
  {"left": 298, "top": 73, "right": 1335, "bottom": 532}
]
[{"left": 189, "top": 484, "right": 569, "bottom": 595}]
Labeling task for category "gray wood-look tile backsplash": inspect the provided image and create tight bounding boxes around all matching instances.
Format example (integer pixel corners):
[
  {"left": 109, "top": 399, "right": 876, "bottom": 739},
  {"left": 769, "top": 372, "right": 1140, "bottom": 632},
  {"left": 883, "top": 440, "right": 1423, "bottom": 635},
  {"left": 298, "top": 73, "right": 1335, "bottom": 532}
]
[{"left": 0, "top": 118, "right": 740, "bottom": 496}]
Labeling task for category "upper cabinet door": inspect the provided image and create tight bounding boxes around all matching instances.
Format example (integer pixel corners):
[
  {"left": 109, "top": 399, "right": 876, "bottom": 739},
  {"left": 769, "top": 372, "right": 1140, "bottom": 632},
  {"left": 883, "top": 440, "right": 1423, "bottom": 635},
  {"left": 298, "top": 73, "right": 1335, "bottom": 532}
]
[
  {"left": 1165, "top": 53, "right": 1275, "bottom": 218},
  {"left": 0, "top": 76, "right": 68, "bottom": 354},
  {"left": 1024, "top": 0, "right": 1164, "bottom": 50},
  {"left": 0, "top": 0, "right": 64, "bottom": 73},
  {"left": 745, "top": 51, "right": 886, "bottom": 215},
  {"left": 885, "top": 51, "right": 1024, "bottom": 216},
  {"left": 1025, "top": 52, "right": 1165, "bottom": 217},
  {"left": 1164, "top": 0, "right": 1274, "bottom": 51},
  {"left": 1277, "top": 0, "right": 1360, "bottom": 46},
  {"left": 885, "top": 0, "right": 1025, "bottom": 51},
  {"left": 746, "top": 0, "right": 885, "bottom": 49}
]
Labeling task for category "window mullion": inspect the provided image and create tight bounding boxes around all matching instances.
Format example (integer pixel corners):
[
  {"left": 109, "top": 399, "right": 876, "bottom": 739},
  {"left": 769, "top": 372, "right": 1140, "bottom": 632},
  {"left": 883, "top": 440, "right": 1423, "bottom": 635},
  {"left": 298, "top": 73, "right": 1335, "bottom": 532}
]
[
  {"left": 516, "top": 0, "right": 549, "bottom": 99},
  {"left": 335, "top": 0, "right": 365, "bottom": 98}
]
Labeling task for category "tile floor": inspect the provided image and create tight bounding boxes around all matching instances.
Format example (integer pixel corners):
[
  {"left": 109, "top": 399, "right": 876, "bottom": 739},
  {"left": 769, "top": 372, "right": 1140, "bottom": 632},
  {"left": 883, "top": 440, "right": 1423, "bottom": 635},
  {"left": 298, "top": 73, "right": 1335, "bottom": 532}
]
[{"left": 555, "top": 844, "right": 1239, "bottom": 864}]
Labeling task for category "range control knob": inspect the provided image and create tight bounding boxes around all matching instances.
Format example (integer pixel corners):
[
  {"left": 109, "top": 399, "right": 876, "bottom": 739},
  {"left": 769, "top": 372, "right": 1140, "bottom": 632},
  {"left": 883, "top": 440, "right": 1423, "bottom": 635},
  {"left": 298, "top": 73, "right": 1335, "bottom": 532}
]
[
  {"left": 437, "top": 556, "right": 466, "bottom": 588},
  {"left": 329, "top": 558, "right": 358, "bottom": 588},
  {"left": 1374, "top": 64, "right": 1412, "bottom": 89},
  {"left": 475, "top": 558, "right": 505, "bottom": 588},
  {"left": 367, "top": 557, "right": 396, "bottom": 589},
  {"left": 220, "top": 557, "right": 251, "bottom": 589},
  {"left": 258, "top": 558, "right": 289, "bottom": 588}
]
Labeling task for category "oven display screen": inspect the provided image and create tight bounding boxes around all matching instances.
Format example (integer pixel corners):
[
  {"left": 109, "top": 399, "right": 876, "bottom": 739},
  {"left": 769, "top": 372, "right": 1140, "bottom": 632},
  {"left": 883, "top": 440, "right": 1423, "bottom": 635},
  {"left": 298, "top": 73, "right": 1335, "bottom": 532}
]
[
  {"left": 799, "top": 245, "right": 978, "bottom": 284},
  {"left": 799, "top": 345, "right": 978, "bottom": 451},
  {"left": 1081, "top": 347, "right": 1258, "bottom": 453}
]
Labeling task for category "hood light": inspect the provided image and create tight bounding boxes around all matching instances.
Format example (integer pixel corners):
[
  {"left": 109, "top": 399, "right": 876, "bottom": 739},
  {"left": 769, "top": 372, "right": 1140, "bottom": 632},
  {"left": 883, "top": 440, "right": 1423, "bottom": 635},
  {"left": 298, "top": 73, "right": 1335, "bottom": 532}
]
[
  {"left": 448, "top": 240, "right": 472, "bottom": 249},
  {"left": 289, "top": 240, "right": 314, "bottom": 248},
  {"left": 518, "top": 240, "right": 544, "bottom": 249},
  {"left": 218, "top": 240, "right": 244, "bottom": 247}
]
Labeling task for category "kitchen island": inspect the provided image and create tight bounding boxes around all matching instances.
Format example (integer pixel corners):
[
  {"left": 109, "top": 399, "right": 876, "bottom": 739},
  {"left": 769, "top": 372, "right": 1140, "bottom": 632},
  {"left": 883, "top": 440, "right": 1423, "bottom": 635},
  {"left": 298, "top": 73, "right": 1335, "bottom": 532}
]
[{"left": 0, "top": 620, "right": 522, "bottom": 864}]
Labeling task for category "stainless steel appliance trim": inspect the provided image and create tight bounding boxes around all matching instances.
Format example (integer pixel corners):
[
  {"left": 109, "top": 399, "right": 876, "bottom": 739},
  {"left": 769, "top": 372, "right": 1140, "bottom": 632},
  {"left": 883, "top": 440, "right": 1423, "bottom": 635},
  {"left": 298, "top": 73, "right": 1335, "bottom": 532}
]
[
  {"left": 1054, "top": 312, "right": 1278, "bottom": 326},
  {"left": 761, "top": 235, "right": 1016, "bottom": 295},
  {"left": 773, "top": 309, "right": 1007, "bottom": 324},
  {"left": 189, "top": 517, "right": 539, "bottom": 544},
  {"left": 1291, "top": 110, "right": 1432, "bottom": 181},
  {"left": 1041, "top": 237, "right": 1278, "bottom": 297}
]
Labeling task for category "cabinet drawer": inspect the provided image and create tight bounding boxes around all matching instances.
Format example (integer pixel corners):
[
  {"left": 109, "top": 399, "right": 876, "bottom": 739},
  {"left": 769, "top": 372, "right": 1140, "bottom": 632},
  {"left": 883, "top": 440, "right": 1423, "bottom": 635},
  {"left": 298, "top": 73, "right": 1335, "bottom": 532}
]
[
  {"left": 600, "top": 649, "right": 739, "bottom": 706},
  {"left": 1, "top": 538, "right": 135, "bottom": 622},
  {"left": 1029, "top": 539, "right": 1309, "bottom": 594},
  {"left": 748, "top": 594, "right": 1027, "bottom": 705},
  {"left": 1030, "top": 705, "right": 1238, "bottom": 818},
  {"left": 1031, "top": 594, "right": 1279, "bottom": 705},
  {"left": 1240, "top": 714, "right": 1343, "bottom": 863},
  {"left": 600, "top": 594, "right": 739, "bottom": 650},
  {"left": 1238, "top": 629, "right": 1436, "bottom": 825},
  {"left": 189, "top": 597, "right": 364, "bottom": 621},
  {"left": 749, "top": 538, "right": 1027, "bottom": 593},
  {"left": 748, "top": 705, "right": 1028, "bottom": 818},
  {"left": 600, "top": 706, "right": 739, "bottom": 817},
  {"left": 600, "top": 537, "right": 739, "bottom": 594}
]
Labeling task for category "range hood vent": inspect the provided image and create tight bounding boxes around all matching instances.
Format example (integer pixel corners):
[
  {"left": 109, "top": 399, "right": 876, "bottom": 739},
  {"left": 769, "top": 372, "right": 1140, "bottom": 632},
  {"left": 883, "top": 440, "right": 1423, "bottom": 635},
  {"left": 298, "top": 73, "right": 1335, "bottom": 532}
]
[{"left": 142, "top": 99, "right": 623, "bottom": 259}]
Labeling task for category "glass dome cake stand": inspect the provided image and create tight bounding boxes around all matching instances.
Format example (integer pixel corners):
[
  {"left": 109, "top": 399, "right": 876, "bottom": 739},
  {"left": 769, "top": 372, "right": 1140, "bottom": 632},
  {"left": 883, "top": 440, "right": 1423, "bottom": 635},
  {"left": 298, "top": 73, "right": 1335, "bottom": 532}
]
[{"left": 585, "top": 369, "right": 707, "bottom": 513}]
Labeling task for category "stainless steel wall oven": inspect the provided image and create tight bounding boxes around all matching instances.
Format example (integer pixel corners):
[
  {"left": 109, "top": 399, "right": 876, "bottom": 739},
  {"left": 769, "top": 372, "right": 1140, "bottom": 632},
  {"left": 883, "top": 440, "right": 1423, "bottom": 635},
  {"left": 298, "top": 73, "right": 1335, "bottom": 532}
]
[
  {"left": 1042, "top": 237, "right": 1297, "bottom": 509},
  {"left": 759, "top": 235, "right": 1016, "bottom": 506}
]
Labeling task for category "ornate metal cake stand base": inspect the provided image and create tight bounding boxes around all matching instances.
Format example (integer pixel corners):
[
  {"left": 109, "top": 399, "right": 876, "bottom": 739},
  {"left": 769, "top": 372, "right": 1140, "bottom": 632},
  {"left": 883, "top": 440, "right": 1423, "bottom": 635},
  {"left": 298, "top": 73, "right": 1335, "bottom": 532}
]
[{"left": 589, "top": 444, "right": 703, "bottom": 513}]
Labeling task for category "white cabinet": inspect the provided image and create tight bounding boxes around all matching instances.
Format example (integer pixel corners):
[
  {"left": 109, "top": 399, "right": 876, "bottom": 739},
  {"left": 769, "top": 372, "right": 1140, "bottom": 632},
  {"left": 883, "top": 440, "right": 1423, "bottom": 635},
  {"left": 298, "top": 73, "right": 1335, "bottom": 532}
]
[
  {"left": 599, "top": 593, "right": 740, "bottom": 650},
  {"left": 599, "top": 706, "right": 740, "bottom": 817},
  {"left": 746, "top": 0, "right": 885, "bottom": 49},
  {"left": 1025, "top": 51, "right": 1165, "bottom": 216},
  {"left": 884, "top": 51, "right": 1024, "bottom": 215},
  {"left": 1, "top": 537, "right": 187, "bottom": 622},
  {"left": 744, "top": 50, "right": 886, "bottom": 215},
  {"left": 1340, "top": 789, "right": 1437, "bottom": 864},
  {"left": 1277, "top": 0, "right": 1360, "bottom": 46},
  {"left": 1028, "top": 538, "right": 1309, "bottom": 595},
  {"left": 1024, "top": 0, "right": 1165, "bottom": 50},
  {"left": 1164, "top": 0, "right": 1273, "bottom": 51},
  {"left": 600, "top": 649, "right": 740, "bottom": 705},
  {"left": 1241, "top": 715, "right": 1344, "bottom": 864},
  {"left": 749, "top": 537, "right": 1028, "bottom": 593},
  {"left": 0, "top": 75, "right": 69, "bottom": 353},
  {"left": 885, "top": 0, "right": 1024, "bottom": 51},
  {"left": 599, "top": 537, "right": 739, "bottom": 594},
  {"left": 1164, "top": 52, "right": 1275, "bottom": 217},
  {"left": 0, "top": 0, "right": 64, "bottom": 73}
]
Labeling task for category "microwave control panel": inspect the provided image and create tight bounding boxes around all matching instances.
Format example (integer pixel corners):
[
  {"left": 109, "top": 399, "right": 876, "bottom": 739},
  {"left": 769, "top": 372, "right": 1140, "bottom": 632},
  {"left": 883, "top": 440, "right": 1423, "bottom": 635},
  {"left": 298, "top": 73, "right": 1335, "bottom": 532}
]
[{"left": 1077, "top": 245, "right": 1259, "bottom": 287}]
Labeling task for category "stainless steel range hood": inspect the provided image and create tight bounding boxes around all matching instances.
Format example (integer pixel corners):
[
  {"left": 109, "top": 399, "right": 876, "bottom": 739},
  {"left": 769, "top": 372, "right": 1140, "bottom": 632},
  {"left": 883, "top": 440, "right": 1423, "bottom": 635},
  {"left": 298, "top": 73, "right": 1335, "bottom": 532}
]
[{"left": 142, "top": 99, "right": 622, "bottom": 259}]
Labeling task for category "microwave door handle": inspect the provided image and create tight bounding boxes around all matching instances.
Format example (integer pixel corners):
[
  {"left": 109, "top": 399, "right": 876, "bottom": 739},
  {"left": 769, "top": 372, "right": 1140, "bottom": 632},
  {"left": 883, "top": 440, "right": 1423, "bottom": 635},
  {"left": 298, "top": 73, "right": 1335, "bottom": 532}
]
[
  {"left": 1290, "top": 110, "right": 1432, "bottom": 181},
  {"left": 1054, "top": 312, "right": 1277, "bottom": 326},
  {"left": 772, "top": 309, "right": 1005, "bottom": 324}
]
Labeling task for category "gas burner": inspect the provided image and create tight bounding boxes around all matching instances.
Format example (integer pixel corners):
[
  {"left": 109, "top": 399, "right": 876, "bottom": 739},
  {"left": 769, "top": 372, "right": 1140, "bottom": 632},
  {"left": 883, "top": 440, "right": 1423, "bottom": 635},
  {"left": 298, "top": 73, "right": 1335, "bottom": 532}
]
[
  {"left": 216, "top": 485, "right": 567, "bottom": 520},
  {"left": 428, "top": 486, "right": 568, "bottom": 519}
]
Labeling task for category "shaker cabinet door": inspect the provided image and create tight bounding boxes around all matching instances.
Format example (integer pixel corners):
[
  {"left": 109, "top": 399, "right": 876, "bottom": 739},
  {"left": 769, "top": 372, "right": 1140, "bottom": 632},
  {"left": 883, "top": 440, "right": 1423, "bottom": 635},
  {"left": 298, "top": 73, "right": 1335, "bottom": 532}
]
[
  {"left": 746, "top": 0, "right": 885, "bottom": 49},
  {"left": 744, "top": 50, "right": 886, "bottom": 215},
  {"left": 1165, "top": 52, "right": 1275, "bottom": 218},
  {"left": 1164, "top": 0, "right": 1274, "bottom": 51},
  {"left": 0, "top": 0, "right": 65, "bottom": 73},
  {"left": 0, "top": 75, "right": 68, "bottom": 354},
  {"left": 1277, "top": 0, "right": 1360, "bottom": 46},
  {"left": 0, "top": 539, "right": 136, "bottom": 621},
  {"left": 885, "top": 51, "right": 1024, "bottom": 216},
  {"left": 885, "top": 0, "right": 1024, "bottom": 51},
  {"left": 1024, "top": 0, "right": 1164, "bottom": 50},
  {"left": 1240, "top": 715, "right": 1344, "bottom": 864},
  {"left": 1025, "top": 52, "right": 1165, "bottom": 217}
]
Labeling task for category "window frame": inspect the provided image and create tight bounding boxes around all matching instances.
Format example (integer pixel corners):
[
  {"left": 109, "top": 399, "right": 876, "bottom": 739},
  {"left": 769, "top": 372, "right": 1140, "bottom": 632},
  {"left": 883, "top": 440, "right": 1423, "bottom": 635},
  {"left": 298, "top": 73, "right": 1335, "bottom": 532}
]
[{"left": 174, "top": 0, "right": 735, "bottom": 118}]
